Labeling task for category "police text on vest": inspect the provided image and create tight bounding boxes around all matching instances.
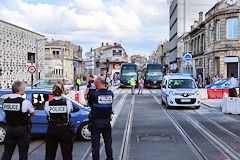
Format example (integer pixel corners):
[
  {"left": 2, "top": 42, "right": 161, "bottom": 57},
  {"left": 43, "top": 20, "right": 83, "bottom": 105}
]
[
  {"left": 98, "top": 95, "right": 112, "bottom": 104},
  {"left": 3, "top": 103, "right": 21, "bottom": 111},
  {"left": 49, "top": 106, "right": 67, "bottom": 113}
]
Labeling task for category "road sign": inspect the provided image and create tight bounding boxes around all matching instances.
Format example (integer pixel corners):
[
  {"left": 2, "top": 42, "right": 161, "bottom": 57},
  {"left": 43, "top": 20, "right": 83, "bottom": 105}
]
[
  {"left": 184, "top": 54, "right": 192, "bottom": 62},
  {"left": 73, "top": 61, "right": 78, "bottom": 67},
  {"left": 85, "top": 52, "right": 93, "bottom": 57},
  {"left": 28, "top": 66, "right": 36, "bottom": 74}
]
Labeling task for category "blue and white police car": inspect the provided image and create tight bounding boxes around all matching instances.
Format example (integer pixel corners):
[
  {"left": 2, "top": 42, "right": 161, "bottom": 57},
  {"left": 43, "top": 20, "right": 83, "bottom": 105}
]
[
  {"left": 0, "top": 89, "right": 91, "bottom": 144},
  {"left": 161, "top": 73, "right": 201, "bottom": 109}
]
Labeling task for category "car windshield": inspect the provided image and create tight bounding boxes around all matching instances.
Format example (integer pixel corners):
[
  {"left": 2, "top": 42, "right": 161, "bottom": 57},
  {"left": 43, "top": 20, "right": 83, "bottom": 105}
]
[
  {"left": 168, "top": 79, "right": 196, "bottom": 89},
  {"left": 215, "top": 79, "right": 228, "bottom": 85},
  {"left": 147, "top": 70, "right": 163, "bottom": 81}
]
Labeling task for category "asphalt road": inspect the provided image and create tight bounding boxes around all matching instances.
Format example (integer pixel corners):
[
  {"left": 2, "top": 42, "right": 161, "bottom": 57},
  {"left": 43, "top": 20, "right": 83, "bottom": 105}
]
[{"left": 1, "top": 88, "right": 240, "bottom": 160}]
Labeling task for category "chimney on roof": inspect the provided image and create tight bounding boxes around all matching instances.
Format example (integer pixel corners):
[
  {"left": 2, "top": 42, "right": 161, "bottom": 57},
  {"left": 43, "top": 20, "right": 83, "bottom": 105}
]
[
  {"left": 106, "top": 42, "right": 109, "bottom": 46},
  {"left": 191, "top": 25, "right": 194, "bottom": 31},
  {"left": 91, "top": 47, "right": 93, "bottom": 52},
  {"left": 194, "top": 21, "right": 199, "bottom": 28},
  {"left": 102, "top": 42, "right": 104, "bottom": 47},
  {"left": 199, "top": 12, "right": 203, "bottom": 23}
]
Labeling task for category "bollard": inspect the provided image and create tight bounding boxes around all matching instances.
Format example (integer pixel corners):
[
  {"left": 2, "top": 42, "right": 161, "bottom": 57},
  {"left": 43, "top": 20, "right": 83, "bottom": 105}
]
[{"left": 75, "top": 93, "right": 80, "bottom": 102}]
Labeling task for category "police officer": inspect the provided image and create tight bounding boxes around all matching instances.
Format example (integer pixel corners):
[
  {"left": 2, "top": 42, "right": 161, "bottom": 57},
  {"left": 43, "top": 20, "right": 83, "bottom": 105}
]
[
  {"left": 44, "top": 84, "right": 79, "bottom": 160},
  {"left": 88, "top": 76, "right": 114, "bottom": 160},
  {"left": 1, "top": 80, "right": 35, "bottom": 160},
  {"left": 85, "top": 75, "right": 96, "bottom": 100}
]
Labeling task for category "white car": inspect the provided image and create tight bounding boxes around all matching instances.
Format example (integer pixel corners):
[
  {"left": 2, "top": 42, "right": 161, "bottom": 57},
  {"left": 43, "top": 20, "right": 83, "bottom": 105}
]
[{"left": 161, "top": 74, "right": 200, "bottom": 109}]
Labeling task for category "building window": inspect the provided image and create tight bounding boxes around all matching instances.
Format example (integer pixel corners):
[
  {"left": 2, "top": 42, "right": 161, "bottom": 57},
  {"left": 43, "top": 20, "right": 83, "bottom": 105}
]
[
  {"left": 227, "top": 18, "right": 239, "bottom": 39},
  {"left": 216, "top": 21, "right": 220, "bottom": 41},
  {"left": 119, "top": 50, "right": 122, "bottom": 53},
  {"left": 53, "top": 51, "right": 59, "bottom": 54},
  {"left": 209, "top": 30, "right": 212, "bottom": 44},
  {"left": 113, "top": 50, "right": 116, "bottom": 53},
  {"left": 27, "top": 52, "right": 35, "bottom": 63}
]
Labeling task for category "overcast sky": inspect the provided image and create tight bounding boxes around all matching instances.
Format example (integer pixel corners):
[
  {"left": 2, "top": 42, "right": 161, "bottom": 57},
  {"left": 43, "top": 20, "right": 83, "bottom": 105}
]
[{"left": 0, "top": 0, "right": 169, "bottom": 57}]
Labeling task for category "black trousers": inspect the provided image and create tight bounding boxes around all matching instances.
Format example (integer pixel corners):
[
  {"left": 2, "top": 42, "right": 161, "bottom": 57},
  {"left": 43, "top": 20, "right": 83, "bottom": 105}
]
[
  {"left": 229, "top": 88, "right": 237, "bottom": 97},
  {"left": 76, "top": 84, "right": 80, "bottom": 91},
  {"left": 91, "top": 119, "right": 113, "bottom": 160},
  {"left": 1, "top": 125, "right": 30, "bottom": 160},
  {"left": 45, "top": 125, "right": 73, "bottom": 160}
]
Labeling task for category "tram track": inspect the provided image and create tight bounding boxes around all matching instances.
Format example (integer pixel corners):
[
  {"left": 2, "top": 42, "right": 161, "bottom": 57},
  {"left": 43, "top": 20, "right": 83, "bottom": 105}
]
[
  {"left": 81, "top": 88, "right": 128, "bottom": 160},
  {"left": 150, "top": 90, "right": 206, "bottom": 160},
  {"left": 150, "top": 89, "right": 240, "bottom": 160}
]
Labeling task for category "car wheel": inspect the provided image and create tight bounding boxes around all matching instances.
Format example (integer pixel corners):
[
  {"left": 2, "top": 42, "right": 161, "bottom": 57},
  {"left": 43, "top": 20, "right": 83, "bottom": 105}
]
[
  {"left": 0, "top": 124, "right": 6, "bottom": 145},
  {"left": 78, "top": 122, "right": 91, "bottom": 141},
  {"left": 161, "top": 96, "right": 165, "bottom": 105},
  {"left": 195, "top": 106, "right": 200, "bottom": 109},
  {"left": 166, "top": 99, "right": 171, "bottom": 109}
]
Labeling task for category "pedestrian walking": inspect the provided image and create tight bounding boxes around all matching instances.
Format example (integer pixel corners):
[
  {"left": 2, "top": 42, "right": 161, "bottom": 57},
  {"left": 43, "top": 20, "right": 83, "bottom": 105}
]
[
  {"left": 138, "top": 77, "right": 144, "bottom": 94},
  {"left": 1, "top": 80, "right": 35, "bottom": 160},
  {"left": 130, "top": 76, "right": 136, "bottom": 94},
  {"left": 44, "top": 84, "right": 79, "bottom": 160},
  {"left": 87, "top": 76, "right": 114, "bottom": 160},
  {"left": 212, "top": 75, "right": 219, "bottom": 84},
  {"left": 85, "top": 75, "right": 96, "bottom": 100},
  {"left": 76, "top": 75, "right": 81, "bottom": 91},
  {"left": 228, "top": 73, "right": 237, "bottom": 97},
  {"left": 196, "top": 74, "right": 202, "bottom": 88},
  {"left": 205, "top": 75, "right": 212, "bottom": 86}
]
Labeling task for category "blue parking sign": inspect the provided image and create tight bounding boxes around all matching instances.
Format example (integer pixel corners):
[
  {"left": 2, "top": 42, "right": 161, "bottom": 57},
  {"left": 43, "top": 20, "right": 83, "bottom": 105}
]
[
  {"left": 184, "top": 54, "right": 192, "bottom": 62},
  {"left": 73, "top": 61, "right": 78, "bottom": 67}
]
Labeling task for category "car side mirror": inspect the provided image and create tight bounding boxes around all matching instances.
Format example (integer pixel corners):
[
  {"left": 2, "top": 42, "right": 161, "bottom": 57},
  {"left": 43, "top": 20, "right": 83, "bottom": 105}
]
[{"left": 34, "top": 84, "right": 37, "bottom": 87}]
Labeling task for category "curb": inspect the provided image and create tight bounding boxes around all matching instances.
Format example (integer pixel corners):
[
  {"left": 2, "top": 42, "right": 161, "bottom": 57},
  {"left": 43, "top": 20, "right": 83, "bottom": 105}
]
[{"left": 201, "top": 102, "right": 220, "bottom": 108}]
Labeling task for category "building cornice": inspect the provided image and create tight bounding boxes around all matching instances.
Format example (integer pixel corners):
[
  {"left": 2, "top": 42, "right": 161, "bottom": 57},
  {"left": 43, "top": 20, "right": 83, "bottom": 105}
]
[{"left": 0, "top": 19, "right": 45, "bottom": 37}]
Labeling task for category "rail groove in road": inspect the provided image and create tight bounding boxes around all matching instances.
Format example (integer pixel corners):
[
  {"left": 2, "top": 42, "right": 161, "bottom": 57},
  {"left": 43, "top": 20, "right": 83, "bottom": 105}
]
[
  {"left": 151, "top": 89, "right": 240, "bottom": 160},
  {"left": 119, "top": 94, "right": 135, "bottom": 160},
  {"left": 150, "top": 90, "right": 207, "bottom": 160},
  {"left": 81, "top": 89, "right": 128, "bottom": 160}
]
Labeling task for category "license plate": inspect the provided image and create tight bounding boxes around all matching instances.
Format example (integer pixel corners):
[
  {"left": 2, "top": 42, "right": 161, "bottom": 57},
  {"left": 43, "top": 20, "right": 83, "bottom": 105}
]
[{"left": 181, "top": 99, "right": 191, "bottom": 102}]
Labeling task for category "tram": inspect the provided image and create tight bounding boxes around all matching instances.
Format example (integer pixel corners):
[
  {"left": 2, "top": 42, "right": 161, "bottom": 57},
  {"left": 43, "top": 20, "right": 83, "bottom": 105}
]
[
  {"left": 144, "top": 63, "right": 163, "bottom": 88},
  {"left": 120, "top": 63, "right": 138, "bottom": 87}
]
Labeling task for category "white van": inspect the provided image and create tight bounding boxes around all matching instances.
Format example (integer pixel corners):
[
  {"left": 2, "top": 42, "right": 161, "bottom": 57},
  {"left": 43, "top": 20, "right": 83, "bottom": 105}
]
[{"left": 161, "top": 74, "right": 200, "bottom": 109}]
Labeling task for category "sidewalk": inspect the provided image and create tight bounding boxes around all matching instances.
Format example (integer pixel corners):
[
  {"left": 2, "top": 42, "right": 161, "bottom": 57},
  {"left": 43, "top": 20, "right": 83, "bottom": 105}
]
[{"left": 201, "top": 99, "right": 222, "bottom": 108}]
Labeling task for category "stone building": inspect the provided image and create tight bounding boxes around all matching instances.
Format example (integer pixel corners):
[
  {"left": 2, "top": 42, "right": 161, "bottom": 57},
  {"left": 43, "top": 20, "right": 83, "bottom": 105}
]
[
  {"left": 178, "top": 12, "right": 206, "bottom": 77},
  {"left": 204, "top": 0, "right": 240, "bottom": 78},
  {"left": 130, "top": 54, "right": 147, "bottom": 71},
  {"left": 168, "top": 0, "right": 216, "bottom": 72},
  {"left": 45, "top": 40, "right": 74, "bottom": 82},
  {"left": 45, "top": 40, "right": 84, "bottom": 82},
  {"left": 155, "top": 40, "right": 169, "bottom": 73},
  {"left": 178, "top": 0, "right": 240, "bottom": 81},
  {"left": 0, "top": 19, "right": 45, "bottom": 89},
  {"left": 93, "top": 42, "right": 128, "bottom": 75}
]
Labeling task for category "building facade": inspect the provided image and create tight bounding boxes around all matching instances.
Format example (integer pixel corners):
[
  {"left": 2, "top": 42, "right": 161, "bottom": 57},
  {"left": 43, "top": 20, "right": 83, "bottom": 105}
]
[
  {"left": 130, "top": 54, "right": 148, "bottom": 71},
  {"left": 204, "top": 0, "right": 240, "bottom": 79},
  {"left": 93, "top": 43, "right": 128, "bottom": 75},
  {"left": 155, "top": 40, "right": 169, "bottom": 74},
  {"left": 45, "top": 40, "right": 75, "bottom": 82},
  {"left": 45, "top": 40, "right": 84, "bottom": 82},
  {"left": 179, "top": 0, "right": 240, "bottom": 82},
  {"left": 0, "top": 19, "right": 45, "bottom": 89},
  {"left": 169, "top": 0, "right": 217, "bottom": 72}
]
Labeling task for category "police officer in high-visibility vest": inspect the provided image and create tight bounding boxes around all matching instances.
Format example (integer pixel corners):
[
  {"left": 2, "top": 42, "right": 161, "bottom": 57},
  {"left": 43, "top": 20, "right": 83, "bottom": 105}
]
[
  {"left": 130, "top": 75, "right": 136, "bottom": 95},
  {"left": 1, "top": 80, "right": 35, "bottom": 160},
  {"left": 44, "top": 84, "right": 79, "bottom": 160},
  {"left": 88, "top": 76, "right": 114, "bottom": 160}
]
